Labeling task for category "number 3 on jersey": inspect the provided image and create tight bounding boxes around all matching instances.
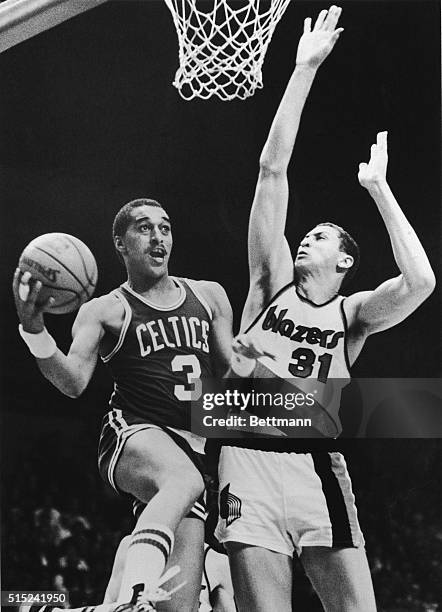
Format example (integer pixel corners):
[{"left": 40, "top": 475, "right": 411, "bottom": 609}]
[{"left": 171, "top": 354, "right": 202, "bottom": 400}]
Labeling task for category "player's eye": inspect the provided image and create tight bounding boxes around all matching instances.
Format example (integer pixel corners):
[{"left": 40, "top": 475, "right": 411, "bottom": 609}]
[
  {"left": 139, "top": 223, "right": 149, "bottom": 231},
  {"left": 161, "top": 225, "right": 171, "bottom": 235}
]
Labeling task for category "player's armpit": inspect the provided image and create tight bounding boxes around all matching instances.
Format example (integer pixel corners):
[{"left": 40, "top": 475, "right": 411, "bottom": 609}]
[
  {"left": 199, "top": 281, "right": 234, "bottom": 376},
  {"left": 347, "top": 274, "right": 435, "bottom": 335},
  {"left": 240, "top": 266, "right": 294, "bottom": 333}
]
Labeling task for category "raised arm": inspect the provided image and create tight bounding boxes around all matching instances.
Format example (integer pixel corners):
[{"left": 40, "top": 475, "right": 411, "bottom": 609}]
[
  {"left": 347, "top": 132, "right": 435, "bottom": 335},
  {"left": 13, "top": 269, "right": 104, "bottom": 397},
  {"left": 243, "top": 6, "right": 343, "bottom": 328}
]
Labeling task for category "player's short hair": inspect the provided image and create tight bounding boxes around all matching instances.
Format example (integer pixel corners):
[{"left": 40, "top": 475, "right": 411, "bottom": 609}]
[
  {"left": 318, "top": 222, "right": 360, "bottom": 286},
  {"left": 112, "top": 198, "right": 166, "bottom": 262},
  {"left": 112, "top": 198, "right": 165, "bottom": 239}
]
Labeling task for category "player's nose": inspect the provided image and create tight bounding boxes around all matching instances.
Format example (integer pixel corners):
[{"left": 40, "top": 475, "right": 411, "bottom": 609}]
[{"left": 150, "top": 227, "right": 163, "bottom": 243}]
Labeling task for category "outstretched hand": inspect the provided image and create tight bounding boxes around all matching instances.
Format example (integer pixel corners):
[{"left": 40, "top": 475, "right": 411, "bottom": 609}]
[
  {"left": 296, "top": 5, "right": 344, "bottom": 69},
  {"left": 12, "top": 269, "right": 53, "bottom": 333},
  {"left": 232, "top": 333, "right": 276, "bottom": 361},
  {"left": 358, "top": 131, "right": 389, "bottom": 189}
]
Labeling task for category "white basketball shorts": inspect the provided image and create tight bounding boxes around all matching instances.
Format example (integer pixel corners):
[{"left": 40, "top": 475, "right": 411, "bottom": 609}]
[{"left": 215, "top": 446, "right": 364, "bottom": 556}]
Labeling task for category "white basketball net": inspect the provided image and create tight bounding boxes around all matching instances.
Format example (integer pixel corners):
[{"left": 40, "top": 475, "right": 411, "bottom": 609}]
[{"left": 164, "top": 0, "right": 292, "bottom": 101}]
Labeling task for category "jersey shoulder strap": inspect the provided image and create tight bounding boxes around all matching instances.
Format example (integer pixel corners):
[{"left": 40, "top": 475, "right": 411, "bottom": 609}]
[{"left": 100, "top": 288, "right": 132, "bottom": 363}]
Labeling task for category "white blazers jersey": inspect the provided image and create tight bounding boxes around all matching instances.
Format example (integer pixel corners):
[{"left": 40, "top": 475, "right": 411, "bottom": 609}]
[{"left": 245, "top": 283, "right": 351, "bottom": 437}]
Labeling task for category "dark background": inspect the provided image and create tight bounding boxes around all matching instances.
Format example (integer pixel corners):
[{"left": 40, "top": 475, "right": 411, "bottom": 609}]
[{"left": 0, "top": 1, "right": 441, "bottom": 609}]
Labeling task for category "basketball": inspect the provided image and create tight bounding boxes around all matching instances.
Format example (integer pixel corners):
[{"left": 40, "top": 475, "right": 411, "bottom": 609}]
[{"left": 18, "top": 233, "right": 98, "bottom": 314}]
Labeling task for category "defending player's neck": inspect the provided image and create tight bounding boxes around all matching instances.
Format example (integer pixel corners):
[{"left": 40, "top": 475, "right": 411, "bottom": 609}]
[{"left": 296, "top": 275, "right": 342, "bottom": 306}]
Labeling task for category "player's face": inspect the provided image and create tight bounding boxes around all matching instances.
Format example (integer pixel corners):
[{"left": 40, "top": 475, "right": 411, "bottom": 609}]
[
  {"left": 294, "top": 225, "right": 345, "bottom": 274},
  {"left": 122, "top": 205, "right": 173, "bottom": 277}
]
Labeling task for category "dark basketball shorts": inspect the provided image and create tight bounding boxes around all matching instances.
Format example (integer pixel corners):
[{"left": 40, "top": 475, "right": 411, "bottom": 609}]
[
  {"left": 216, "top": 446, "right": 364, "bottom": 556},
  {"left": 98, "top": 408, "right": 207, "bottom": 521}
]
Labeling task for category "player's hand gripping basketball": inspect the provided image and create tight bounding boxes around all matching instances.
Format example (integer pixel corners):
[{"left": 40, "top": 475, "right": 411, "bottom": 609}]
[
  {"left": 12, "top": 269, "right": 53, "bottom": 333},
  {"left": 358, "top": 131, "right": 389, "bottom": 190},
  {"left": 296, "top": 5, "right": 344, "bottom": 69}
]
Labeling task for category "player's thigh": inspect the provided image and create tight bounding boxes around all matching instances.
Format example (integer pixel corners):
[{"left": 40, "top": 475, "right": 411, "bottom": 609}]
[
  {"left": 159, "top": 517, "right": 205, "bottom": 612},
  {"left": 300, "top": 546, "right": 376, "bottom": 612},
  {"left": 206, "top": 549, "right": 234, "bottom": 607},
  {"left": 225, "top": 542, "right": 292, "bottom": 612},
  {"left": 114, "top": 428, "right": 204, "bottom": 503},
  {"left": 212, "top": 587, "right": 236, "bottom": 612}
]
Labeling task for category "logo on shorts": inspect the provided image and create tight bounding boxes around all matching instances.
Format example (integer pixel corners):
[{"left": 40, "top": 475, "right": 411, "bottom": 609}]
[{"left": 220, "top": 484, "right": 242, "bottom": 526}]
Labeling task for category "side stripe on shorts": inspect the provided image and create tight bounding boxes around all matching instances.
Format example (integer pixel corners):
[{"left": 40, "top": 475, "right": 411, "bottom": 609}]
[
  {"left": 191, "top": 498, "right": 207, "bottom": 521},
  {"left": 107, "top": 409, "right": 128, "bottom": 490},
  {"left": 311, "top": 452, "right": 353, "bottom": 547},
  {"left": 105, "top": 410, "right": 160, "bottom": 492}
]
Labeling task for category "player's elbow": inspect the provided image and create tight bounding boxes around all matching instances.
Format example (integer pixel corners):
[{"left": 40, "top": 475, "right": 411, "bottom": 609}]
[
  {"left": 59, "top": 376, "right": 89, "bottom": 399},
  {"left": 416, "top": 270, "right": 436, "bottom": 296},
  {"left": 407, "top": 269, "right": 436, "bottom": 300},
  {"left": 61, "top": 384, "right": 83, "bottom": 399},
  {"left": 258, "top": 155, "right": 287, "bottom": 177},
  {"left": 65, "top": 387, "right": 83, "bottom": 399}
]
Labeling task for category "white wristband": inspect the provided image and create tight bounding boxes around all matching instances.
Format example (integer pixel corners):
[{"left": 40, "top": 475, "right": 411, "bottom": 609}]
[
  {"left": 19, "top": 324, "right": 57, "bottom": 359},
  {"left": 231, "top": 353, "right": 256, "bottom": 377}
]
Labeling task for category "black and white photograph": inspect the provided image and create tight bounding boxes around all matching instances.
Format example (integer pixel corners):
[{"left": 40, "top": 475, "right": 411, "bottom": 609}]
[{"left": 1, "top": 1, "right": 440, "bottom": 611}]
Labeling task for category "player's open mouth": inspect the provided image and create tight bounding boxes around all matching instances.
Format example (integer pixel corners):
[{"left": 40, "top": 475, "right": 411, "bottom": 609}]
[{"left": 149, "top": 248, "right": 166, "bottom": 263}]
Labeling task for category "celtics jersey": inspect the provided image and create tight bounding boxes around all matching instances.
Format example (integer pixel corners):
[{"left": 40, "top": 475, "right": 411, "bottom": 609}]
[
  {"left": 100, "top": 278, "right": 214, "bottom": 431},
  {"left": 246, "top": 283, "right": 351, "bottom": 438}
]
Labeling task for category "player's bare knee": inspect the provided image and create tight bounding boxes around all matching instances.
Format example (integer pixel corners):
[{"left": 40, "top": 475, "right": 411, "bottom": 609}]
[
  {"left": 163, "top": 466, "right": 204, "bottom": 503},
  {"left": 328, "top": 596, "right": 376, "bottom": 612},
  {"left": 340, "top": 588, "right": 377, "bottom": 612},
  {"left": 114, "top": 445, "right": 159, "bottom": 499}
]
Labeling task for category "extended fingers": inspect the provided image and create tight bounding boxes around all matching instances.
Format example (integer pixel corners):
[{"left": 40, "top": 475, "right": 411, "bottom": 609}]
[
  {"left": 249, "top": 338, "right": 276, "bottom": 360},
  {"left": 232, "top": 335, "right": 249, "bottom": 354},
  {"left": 323, "top": 5, "right": 342, "bottom": 31},
  {"left": 233, "top": 334, "right": 247, "bottom": 347},
  {"left": 41, "top": 295, "right": 55, "bottom": 311},
  {"left": 377, "top": 130, "right": 388, "bottom": 150},
  {"left": 370, "top": 138, "right": 388, "bottom": 160},
  {"left": 17, "top": 270, "right": 32, "bottom": 301},
  {"left": 232, "top": 334, "right": 276, "bottom": 360},
  {"left": 27, "top": 278, "right": 43, "bottom": 305},
  {"left": 331, "top": 27, "right": 344, "bottom": 42},
  {"left": 369, "top": 131, "right": 388, "bottom": 155},
  {"left": 12, "top": 267, "right": 21, "bottom": 294},
  {"left": 313, "top": 6, "right": 342, "bottom": 31},
  {"left": 303, "top": 17, "right": 312, "bottom": 33},
  {"left": 313, "top": 9, "right": 328, "bottom": 30},
  {"left": 15, "top": 270, "right": 43, "bottom": 305},
  {"left": 12, "top": 268, "right": 29, "bottom": 304}
]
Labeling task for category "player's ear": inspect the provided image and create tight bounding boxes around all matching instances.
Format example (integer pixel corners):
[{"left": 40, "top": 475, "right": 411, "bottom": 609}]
[
  {"left": 337, "top": 253, "right": 353, "bottom": 271},
  {"left": 114, "top": 235, "right": 127, "bottom": 255}
]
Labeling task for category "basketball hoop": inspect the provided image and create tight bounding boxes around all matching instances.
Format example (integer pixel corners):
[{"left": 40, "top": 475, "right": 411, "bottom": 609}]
[{"left": 164, "top": 0, "right": 292, "bottom": 101}]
